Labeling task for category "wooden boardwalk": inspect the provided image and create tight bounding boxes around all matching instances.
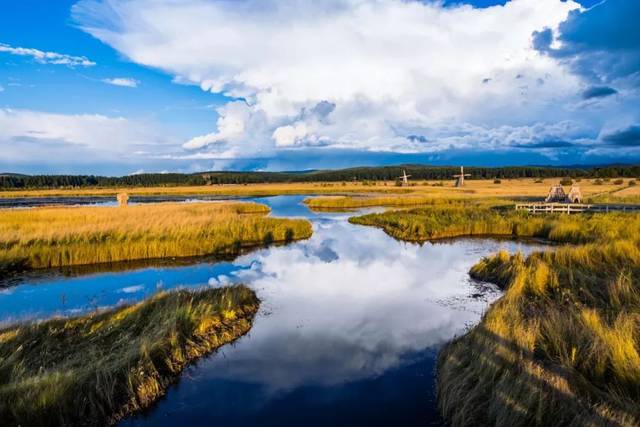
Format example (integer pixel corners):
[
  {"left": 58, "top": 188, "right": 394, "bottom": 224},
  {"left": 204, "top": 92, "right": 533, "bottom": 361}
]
[{"left": 515, "top": 203, "right": 640, "bottom": 214}]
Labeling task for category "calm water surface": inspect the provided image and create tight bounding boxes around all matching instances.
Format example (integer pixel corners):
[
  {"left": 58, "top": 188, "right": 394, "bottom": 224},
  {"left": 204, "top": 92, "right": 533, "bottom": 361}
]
[{"left": 0, "top": 196, "right": 548, "bottom": 426}]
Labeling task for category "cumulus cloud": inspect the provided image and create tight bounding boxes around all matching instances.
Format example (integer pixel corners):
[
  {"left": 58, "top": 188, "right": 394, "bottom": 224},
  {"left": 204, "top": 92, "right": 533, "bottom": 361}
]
[
  {"left": 73, "top": 0, "right": 588, "bottom": 158},
  {"left": 102, "top": 77, "right": 139, "bottom": 88},
  {"left": 0, "top": 42, "right": 95, "bottom": 66}
]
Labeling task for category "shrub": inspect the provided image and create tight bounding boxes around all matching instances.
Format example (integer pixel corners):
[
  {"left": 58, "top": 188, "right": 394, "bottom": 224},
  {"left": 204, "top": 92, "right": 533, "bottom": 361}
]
[
  {"left": 560, "top": 177, "right": 573, "bottom": 186},
  {"left": 614, "top": 179, "right": 624, "bottom": 185},
  {"left": 630, "top": 180, "right": 637, "bottom": 186},
  {"left": 493, "top": 179, "right": 502, "bottom": 184}
]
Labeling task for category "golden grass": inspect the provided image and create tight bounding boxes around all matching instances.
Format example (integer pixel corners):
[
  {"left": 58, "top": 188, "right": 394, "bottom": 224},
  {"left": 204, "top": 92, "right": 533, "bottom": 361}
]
[
  {"left": 441, "top": 242, "right": 640, "bottom": 426},
  {"left": 0, "top": 182, "right": 410, "bottom": 199},
  {"left": 1, "top": 179, "right": 631, "bottom": 202},
  {"left": 349, "top": 205, "right": 640, "bottom": 425},
  {"left": 0, "top": 285, "right": 259, "bottom": 426},
  {"left": 349, "top": 205, "right": 640, "bottom": 243},
  {"left": 305, "top": 178, "right": 635, "bottom": 209},
  {"left": 0, "top": 201, "right": 312, "bottom": 276}
]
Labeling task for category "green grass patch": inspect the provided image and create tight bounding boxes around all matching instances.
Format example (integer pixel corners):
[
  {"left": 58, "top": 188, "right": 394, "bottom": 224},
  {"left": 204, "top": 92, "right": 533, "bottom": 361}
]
[{"left": 0, "top": 286, "right": 259, "bottom": 426}]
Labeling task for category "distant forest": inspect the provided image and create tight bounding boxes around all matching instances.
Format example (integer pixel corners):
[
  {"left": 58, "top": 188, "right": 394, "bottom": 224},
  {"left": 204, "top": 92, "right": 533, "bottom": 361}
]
[{"left": 2, "top": 165, "right": 640, "bottom": 189}]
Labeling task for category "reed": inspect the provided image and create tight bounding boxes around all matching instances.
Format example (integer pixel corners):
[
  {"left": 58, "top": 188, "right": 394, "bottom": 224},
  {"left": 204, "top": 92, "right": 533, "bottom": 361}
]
[
  {"left": 1, "top": 179, "right": 629, "bottom": 202},
  {"left": 0, "top": 285, "right": 259, "bottom": 426},
  {"left": 349, "top": 205, "right": 640, "bottom": 243},
  {"left": 0, "top": 202, "right": 312, "bottom": 277},
  {"left": 440, "top": 242, "right": 640, "bottom": 426},
  {"left": 305, "top": 195, "right": 475, "bottom": 209},
  {"left": 350, "top": 206, "right": 640, "bottom": 425}
]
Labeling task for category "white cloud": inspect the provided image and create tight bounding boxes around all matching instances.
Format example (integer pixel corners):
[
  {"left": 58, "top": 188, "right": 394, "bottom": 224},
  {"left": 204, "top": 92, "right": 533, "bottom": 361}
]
[
  {"left": 102, "top": 77, "right": 139, "bottom": 88},
  {"left": 0, "top": 85, "right": 4, "bottom": 92},
  {"left": 183, "top": 101, "right": 249, "bottom": 149},
  {"left": 74, "top": 0, "right": 593, "bottom": 158},
  {"left": 0, "top": 42, "right": 95, "bottom": 66},
  {"left": 0, "top": 108, "right": 174, "bottom": 163}
]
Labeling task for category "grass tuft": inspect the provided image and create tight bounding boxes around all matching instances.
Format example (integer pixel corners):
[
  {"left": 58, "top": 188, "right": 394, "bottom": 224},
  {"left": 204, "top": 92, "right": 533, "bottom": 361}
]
[{"left": 0, "top": 286, "right": 259, "bottom": 426}]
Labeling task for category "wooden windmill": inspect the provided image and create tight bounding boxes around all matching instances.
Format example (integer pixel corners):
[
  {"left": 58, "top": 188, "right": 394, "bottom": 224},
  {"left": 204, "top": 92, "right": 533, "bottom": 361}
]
[
  {"left": 397, "top": 170, "right": 411, "bottom": 186},
  {"left": 453, "top": 166, "right": 471, "bottom": 187}
]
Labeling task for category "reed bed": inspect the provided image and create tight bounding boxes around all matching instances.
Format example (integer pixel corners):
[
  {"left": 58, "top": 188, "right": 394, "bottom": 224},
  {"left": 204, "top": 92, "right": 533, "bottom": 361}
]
[
  {"left": 0, "top": 202, "right": 312, "bottom": 276},
  {"left": 0, "top": 285, "right": 259, "bottom": 426},
  {"left": 440, "top": 242, "right": 640, "bottom": 426},
  {"left": 350, "top": 206, "right": 640, "bottom": 425},
  {"left": 349, "top": 205, "right": 640, "bottom": 243},
  {"left": 305, "top": 195, "right": 475, "bottom": 209},
  {"left": 0, "top": 179, "right": 626, "bottom": 201}
]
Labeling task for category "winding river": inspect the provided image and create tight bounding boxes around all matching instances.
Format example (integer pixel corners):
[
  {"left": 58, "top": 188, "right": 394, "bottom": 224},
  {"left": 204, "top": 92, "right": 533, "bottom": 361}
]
[{"left": 0, "top": 196, "right": 547, "bottom": 426}]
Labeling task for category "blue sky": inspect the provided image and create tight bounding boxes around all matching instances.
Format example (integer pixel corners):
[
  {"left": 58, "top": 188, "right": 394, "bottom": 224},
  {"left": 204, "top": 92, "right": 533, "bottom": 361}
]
[{"left": 0, "top": 0, "right": 638, "bottom": 175}]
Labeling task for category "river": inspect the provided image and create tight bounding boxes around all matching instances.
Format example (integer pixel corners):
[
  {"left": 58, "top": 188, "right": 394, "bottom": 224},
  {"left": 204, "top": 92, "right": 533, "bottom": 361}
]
[{"left": 0, "top": 195, "right": 547, "bottom": 426}]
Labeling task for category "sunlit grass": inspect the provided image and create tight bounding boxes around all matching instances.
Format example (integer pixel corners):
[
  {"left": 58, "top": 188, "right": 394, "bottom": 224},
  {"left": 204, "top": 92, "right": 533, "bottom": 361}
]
[
  {"left": 0, "top": 201, "right": 312, "bottom": 275},
  {"left": 350, "top": 206, "right": 640, "bottom": 425},
  {"left": 0, "top": 285, "right": 259, "bottom": 426},
  {"left": 1, "top": 179, "right": 631, "bottom": 202}
]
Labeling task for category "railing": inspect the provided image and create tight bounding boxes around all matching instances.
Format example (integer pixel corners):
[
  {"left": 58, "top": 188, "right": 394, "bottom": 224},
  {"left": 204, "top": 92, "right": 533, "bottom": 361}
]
[{"left": 515, "top": 203, "right": 640, "bottom": 214}]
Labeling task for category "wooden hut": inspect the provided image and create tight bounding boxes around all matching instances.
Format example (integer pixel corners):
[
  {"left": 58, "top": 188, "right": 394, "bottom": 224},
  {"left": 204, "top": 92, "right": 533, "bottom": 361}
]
[
  {"left": 544, "top": 184, "right": 582, "bottom": 204},
  {"left": 545, "top": 185, "right": 567, "bottom": 203},
  {"left": 567, "top": 185, "right": 583, "bottom": 203}
]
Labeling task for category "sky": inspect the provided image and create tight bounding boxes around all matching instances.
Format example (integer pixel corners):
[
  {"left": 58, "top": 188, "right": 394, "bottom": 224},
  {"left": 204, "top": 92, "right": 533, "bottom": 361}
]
[{"left": 0, "top": 0, "right": 638, "bottom": 175}]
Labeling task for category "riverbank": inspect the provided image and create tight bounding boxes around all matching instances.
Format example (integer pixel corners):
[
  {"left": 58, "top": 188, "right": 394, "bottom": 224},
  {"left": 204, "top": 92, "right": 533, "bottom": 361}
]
[
  {"left": 0, "top": 201, "right": 312, "bottom": 278},
  {"left": 0, "top": 285, "right": 259, "bottom": 426},
  {"left": 349, "top": 206, "right": 640, "bottom": 426}
]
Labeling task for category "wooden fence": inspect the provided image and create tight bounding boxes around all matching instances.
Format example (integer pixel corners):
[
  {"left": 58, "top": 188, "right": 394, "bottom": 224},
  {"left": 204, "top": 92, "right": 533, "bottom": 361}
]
[{"left": 515, "top": 203, "right": 640, "bottom": 214}]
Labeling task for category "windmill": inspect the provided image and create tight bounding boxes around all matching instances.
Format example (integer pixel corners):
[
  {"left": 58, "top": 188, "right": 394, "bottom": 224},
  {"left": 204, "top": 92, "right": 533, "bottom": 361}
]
[
  {"left": 397, "top": 169, "right": 411, "bottom": 186},
  {"left": 453, "top": 166, "right": 471, "bottom": 187}
]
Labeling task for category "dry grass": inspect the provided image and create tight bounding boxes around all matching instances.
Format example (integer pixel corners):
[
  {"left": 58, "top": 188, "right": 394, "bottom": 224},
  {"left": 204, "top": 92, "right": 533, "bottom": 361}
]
[
  {"left": 440, "top": 242, "right": 640, "bottom": 426},
  {"left": 349, "top": 205, "right": 640, "bottom": 426},
  {"left": 305, "top": 178, "right": 633, "bottom": 209},
  {"left": 0, "top": 179, "right": 631, "bottom": 202},
  {"left": 0, "top": 182, "right": 410, "bottom": 199},
  {"left": 0, "top": 201, "right": 312, "bottom": 276},
  {"left": 0, "top": 285, "right": 259, "bottom": 426},
  {"left": 349, "top": 205, "right": 640, "bottom": 243}
]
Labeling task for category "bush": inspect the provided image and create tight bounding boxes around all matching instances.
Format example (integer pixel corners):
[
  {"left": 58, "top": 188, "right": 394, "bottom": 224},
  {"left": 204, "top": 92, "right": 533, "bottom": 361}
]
[
  {"left": 493, "top": 179, "right": 502, "bottom": 184},
  {"left": 614, "top": 179, "right": 624, "bottom": 185},
  {"left": 630, "top": 180, "right": 637, "bottom": 186},
  {"left": 560, "top": 177, "right": 573, "bottom": 186},
  {"left": 594, "top": 179, "right": 604, "bottom": 185},
  {"left": 534, "top": 178, "right": 544, "bottom": 184}
]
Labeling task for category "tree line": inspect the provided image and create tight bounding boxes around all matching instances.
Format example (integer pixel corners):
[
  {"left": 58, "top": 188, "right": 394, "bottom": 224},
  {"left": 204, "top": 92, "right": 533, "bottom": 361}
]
[{"left": 2, "top": 164, "right": 639, "bottom": 189}]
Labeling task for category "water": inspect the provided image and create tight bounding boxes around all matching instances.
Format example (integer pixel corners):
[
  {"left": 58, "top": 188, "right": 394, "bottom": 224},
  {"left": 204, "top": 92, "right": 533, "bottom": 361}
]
[{"left": 0, "top": 195, "right": 548, "bottom": 426}]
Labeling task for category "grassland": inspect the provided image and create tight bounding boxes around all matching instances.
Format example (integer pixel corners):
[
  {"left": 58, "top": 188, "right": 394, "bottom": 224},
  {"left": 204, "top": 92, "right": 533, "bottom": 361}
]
[
  {"left": 0, "top": 182, "right": 411, "bottom": 199},
  {"left": 305, "top": 178, "right": 638, "bottom": 209},
  {"left": 0, "top": 178, "right": 634, "bottom": 202},
  {"left": 0, "top": 201, "right": 312, "bottom": 277},
  {"left": 0, "top": 285, "right": 259, "bottom": 426},
  {"left": 349, "top": 205, "right": 640, "bottom": 426},
  {"left": 349, "top": 205, "right": 640, "bottom": 243}
]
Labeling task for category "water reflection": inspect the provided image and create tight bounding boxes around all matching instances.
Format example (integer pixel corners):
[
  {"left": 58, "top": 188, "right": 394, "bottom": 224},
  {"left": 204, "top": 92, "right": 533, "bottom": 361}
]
[{"left": 0, "top": 196, "right": 549, "bottom": 426}]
